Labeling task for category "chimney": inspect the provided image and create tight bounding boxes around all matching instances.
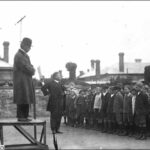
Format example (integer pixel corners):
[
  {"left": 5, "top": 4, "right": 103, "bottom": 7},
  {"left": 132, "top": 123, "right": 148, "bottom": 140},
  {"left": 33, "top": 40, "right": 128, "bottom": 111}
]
[
  {"left": 119, "top": 52, "right": 124, "bottom": 72},
  {"left": 66, "top": 62, "right": 77, "bottom": 80},
  {"left": 91, "top": 59, "right": 95, "bottom": 71},
  {"left": 79, "top": 71, "right": 84, "bottom": 76},
  {"left": 3, "top": 41, "right": 9, "bottom": 63},
  {"left": 96, "top": 60, "right": 100, "bottom": 77}
]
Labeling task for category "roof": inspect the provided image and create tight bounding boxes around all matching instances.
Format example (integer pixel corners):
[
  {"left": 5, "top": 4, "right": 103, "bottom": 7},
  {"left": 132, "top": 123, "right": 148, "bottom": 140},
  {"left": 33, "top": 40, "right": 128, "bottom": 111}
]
[
  {"left": 85, "top": 80, "right": 110, "bottom": 84},
  {"left": 101, "top": 62, "right": 150, "bottom": 74},
  {"left": 61, "top": 79, "right": 90, "bottom": 89},
  {"left": 0, "top": 59, "right": 12, "bottom": 68},
  {"left": 79, "top": 70, "right": 95, "bottom": 78},
  {"left": 79, "top": 62, "right": 150, "bottom": 79}
]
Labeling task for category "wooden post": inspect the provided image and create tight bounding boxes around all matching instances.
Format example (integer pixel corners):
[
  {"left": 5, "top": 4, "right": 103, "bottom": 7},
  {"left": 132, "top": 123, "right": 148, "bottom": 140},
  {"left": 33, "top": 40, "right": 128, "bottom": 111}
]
[
  {"left": 44, "top": 121, "right": 46, "bottom": 144},
  {"left": 0, "top": 126, "right": 3, "bottom": 145},
  {"left": 33, "top": 85, "right": 37, "bottom": 140},
  {"left": 15, "top": 16, "right": 26, "bottom": 42}
]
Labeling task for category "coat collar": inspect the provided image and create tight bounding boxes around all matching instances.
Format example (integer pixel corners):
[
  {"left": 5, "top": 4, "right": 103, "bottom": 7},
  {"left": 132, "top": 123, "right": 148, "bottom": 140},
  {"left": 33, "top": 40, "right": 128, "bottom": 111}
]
[
  {"left": 20, "top": 48, "right": 26, "bottom": 53},
  {"left": 19, "top": 49, "right": 29, "bottom": 58}
]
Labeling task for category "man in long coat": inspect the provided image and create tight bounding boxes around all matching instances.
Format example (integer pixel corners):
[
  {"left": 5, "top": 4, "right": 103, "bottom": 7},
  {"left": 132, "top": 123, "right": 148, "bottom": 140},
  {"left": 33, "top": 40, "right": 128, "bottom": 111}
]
[
  {"left": 13, "top": 37, "right": 35, "bottom": 121},
  {"left": 41, "top": 72, "right": 65, "bottom": 134}
]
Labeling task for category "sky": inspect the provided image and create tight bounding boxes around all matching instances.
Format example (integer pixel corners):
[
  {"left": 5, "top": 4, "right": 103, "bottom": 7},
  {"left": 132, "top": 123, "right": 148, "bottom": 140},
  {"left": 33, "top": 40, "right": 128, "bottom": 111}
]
[{"left": 0, "top": 1, "right": 150, "bottom": 79}]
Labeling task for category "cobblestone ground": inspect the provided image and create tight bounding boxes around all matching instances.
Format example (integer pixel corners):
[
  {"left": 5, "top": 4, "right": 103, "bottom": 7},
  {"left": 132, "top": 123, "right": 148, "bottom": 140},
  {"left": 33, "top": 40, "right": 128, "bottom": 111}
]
[{"left": 2, "top": 117, "right": 150, "bottom": 149}]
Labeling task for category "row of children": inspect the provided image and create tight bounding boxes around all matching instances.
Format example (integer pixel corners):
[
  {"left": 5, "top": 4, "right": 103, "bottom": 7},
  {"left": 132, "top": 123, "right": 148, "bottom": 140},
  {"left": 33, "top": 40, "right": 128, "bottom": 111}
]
[{"left": 63, "top": 82, "right": 150, "bottom": 140}]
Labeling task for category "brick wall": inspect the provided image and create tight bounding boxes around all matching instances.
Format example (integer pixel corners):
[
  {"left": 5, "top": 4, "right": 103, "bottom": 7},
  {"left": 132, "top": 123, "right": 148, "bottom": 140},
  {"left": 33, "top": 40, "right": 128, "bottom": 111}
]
[{"left": 0, "top": 87, "right": 50, "bottom": 118}]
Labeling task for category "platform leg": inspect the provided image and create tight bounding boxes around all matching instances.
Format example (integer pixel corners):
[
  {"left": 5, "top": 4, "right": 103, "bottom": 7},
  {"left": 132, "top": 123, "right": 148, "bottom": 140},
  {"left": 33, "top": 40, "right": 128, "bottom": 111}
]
[
  {"left": 34, "top": 125, "right": 37, "bottom": 140},
  {"left": 40, "top": 127, "right": 44, "bottom": 143},
  {"left": 0, "top": 126, "right": 4, "bottom": 145},
  {"left": 44, "top": 121, "right": 46, "bottom": 145}
]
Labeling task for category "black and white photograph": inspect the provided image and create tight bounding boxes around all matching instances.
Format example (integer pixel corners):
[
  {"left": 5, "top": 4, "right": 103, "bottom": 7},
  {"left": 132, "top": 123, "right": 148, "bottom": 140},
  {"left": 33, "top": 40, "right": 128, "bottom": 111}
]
[{"left": 0, "top": 1, "right": 150, "bottom": 149}]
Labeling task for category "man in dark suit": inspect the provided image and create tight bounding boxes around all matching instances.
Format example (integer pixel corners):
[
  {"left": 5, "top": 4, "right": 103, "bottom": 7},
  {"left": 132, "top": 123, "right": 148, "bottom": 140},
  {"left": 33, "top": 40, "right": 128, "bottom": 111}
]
[
  {"left": 13, "top": 37, "right": 35, "bottom": 121},
  {"left": 101, "top": 85, "right": 110, "bottom": 132},
  {"left": 41, "top": 72, "right": 65, "bottom": 134},
  {"left": 134, "top": 82, "right": 149, "bottom": 140}
]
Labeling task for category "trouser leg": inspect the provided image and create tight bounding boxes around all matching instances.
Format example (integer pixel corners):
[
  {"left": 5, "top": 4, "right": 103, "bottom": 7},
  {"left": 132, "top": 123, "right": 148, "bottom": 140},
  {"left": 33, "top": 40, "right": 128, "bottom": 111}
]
[
  {"left": 50, "top": 112, "right": 57, "bottom": 132},
  {"left": 17, "top": 104, "right": 29, "bottom": 119},
  {"left": 56, "top": 114, "right": 62, "bottom": 131}
]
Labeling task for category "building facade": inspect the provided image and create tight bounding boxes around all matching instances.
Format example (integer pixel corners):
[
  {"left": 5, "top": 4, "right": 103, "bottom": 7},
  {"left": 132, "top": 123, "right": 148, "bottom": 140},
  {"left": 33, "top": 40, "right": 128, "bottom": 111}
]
[{"left": 78, "top": 53, "right": 150, "bottom": 85}]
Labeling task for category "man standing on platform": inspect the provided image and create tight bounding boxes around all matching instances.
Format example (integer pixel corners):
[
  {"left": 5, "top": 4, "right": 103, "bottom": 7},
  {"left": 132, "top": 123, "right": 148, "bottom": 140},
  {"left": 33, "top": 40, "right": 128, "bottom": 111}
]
[
  {"left": 13, "top": 37, "right": 35, "bottom": 121},
  {"left": 41, "top": 72, "right": 66, "bottom": 134}
]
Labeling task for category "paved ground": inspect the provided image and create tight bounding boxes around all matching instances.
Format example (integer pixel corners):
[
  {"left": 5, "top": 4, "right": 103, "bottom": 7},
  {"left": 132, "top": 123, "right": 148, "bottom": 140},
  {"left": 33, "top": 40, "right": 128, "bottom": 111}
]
[{"left": 2, "top": 117, "right": 150, "bottom": 149}]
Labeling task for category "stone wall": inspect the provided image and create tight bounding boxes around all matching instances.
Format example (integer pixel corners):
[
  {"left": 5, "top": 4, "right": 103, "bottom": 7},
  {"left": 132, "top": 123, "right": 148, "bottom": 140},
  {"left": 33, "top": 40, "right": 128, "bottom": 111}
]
[{"left": 0, "top": 88, "right": 49, "bottom": 118}]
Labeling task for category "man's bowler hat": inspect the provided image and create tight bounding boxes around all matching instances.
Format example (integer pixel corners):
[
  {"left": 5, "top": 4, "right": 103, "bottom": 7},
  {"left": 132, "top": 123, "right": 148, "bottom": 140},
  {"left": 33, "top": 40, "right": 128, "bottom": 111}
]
[{"left": 21, "top": 37, "right": 32, "bottom": 47}]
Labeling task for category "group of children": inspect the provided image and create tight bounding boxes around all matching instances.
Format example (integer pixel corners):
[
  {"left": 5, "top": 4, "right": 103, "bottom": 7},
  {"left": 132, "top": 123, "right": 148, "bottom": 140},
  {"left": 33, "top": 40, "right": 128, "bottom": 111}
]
[{"left": 63, "top": 82, "right": 150, "bottom": 140}]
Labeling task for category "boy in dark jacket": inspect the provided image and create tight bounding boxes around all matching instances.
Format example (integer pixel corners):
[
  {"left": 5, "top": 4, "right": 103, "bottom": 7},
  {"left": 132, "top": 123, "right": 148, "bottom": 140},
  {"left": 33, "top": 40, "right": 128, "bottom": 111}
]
[
  {"left": 106, "top": 87, "right": 116, "bottom": 133},
  {"left": 134, "top": 82, "right": 149, "bottom": 140},
  {"left": 101, "top": 86, "right": 110, "bottom": 132}
]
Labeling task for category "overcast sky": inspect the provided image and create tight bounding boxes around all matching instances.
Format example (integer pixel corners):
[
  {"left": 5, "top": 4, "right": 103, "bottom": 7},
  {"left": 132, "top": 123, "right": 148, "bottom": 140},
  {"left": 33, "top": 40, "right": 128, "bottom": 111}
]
[{"left": 0, "top": 1, "right": 150, "bottom": 78}]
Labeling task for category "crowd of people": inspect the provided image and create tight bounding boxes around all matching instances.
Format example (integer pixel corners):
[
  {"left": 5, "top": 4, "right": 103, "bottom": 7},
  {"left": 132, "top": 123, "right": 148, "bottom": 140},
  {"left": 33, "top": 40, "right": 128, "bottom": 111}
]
[{"left": 63, "top": 82, "right": 150, "bottom": 140}]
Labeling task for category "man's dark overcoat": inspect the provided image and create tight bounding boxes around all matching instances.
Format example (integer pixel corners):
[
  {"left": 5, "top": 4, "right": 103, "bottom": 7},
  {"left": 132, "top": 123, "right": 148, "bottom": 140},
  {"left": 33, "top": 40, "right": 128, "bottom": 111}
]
[{"left": 13, "top": 49, "right": 35, "bottom": 104}]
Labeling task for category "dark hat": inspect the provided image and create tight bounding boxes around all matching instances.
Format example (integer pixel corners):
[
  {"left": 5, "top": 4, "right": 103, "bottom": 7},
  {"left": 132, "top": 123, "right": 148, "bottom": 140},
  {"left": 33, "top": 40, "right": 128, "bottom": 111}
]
[
  {"left": 124, "top": 85, "right": 131, "bottom": 90},
  {"left": 144, "top": 85, "right": 149, "bottom": 89},
  {"left": 79, "top": 89, "right": 85, "bottom": 94},
  {"left": 103, "top": 85, "right": 109, "bottom": 90},
  {"left": 135, "top": 82, "right": 143, "bottom": 88},
  {"left": 21, "top": 37, "right": 32, "bottom": 47},
  {"left": 111, "top": 86, "right": 121, "bottom": 91},
  {"left": 131, "top": 86, "right": 137, "bottom": 91}
]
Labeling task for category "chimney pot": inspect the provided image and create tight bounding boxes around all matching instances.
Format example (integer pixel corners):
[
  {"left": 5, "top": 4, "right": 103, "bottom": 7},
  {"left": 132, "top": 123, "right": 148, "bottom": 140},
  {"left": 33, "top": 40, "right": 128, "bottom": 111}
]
[
  {"left": 91, "top": 59, "right": 95, "bottom": 70},
  {"left": 96, "top": 60, "right": 100, "bottom": 77},
  {"left": 119, "top": 52, "right": 124, "bottom": 72},
  {"left": 3, "top": 41, "right": 9, "bottom": 63}
]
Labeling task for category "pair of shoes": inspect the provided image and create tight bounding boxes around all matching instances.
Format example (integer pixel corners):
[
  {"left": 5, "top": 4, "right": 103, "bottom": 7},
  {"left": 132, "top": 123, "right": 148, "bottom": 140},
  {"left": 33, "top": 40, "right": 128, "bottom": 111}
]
[
  {"left": 118, "top": 131, "right": 128, "bottom": 136},
  {"left": 56, "top": 130, "right": 63, "bottom": 134},
  {"left": 108, "top": 130, "right": 114, "bottom": 134},
  {"left": 128, "top": 132, "right": 133, "bottom": 137},
  {"left": 18, "top": 118, "right": 32, "bottom": 122},
  {"left": 139, "top": 135, "right": 147, "bottom": 140},
  {"left": 135, "top": 134, "right": 142, "bottom": 140}
]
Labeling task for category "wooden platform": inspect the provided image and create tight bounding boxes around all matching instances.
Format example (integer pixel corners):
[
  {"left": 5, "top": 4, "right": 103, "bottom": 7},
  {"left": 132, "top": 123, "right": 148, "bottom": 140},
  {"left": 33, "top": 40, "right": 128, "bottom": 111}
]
[
  {"left": 0, "top": 119, "right": 49, "bottom": 150},
  {"left": 5, "top": 144, "right": 49, "bottom": 150},
  {"left": 0, "top": 118, "right": 46, "bottom": 125}
]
